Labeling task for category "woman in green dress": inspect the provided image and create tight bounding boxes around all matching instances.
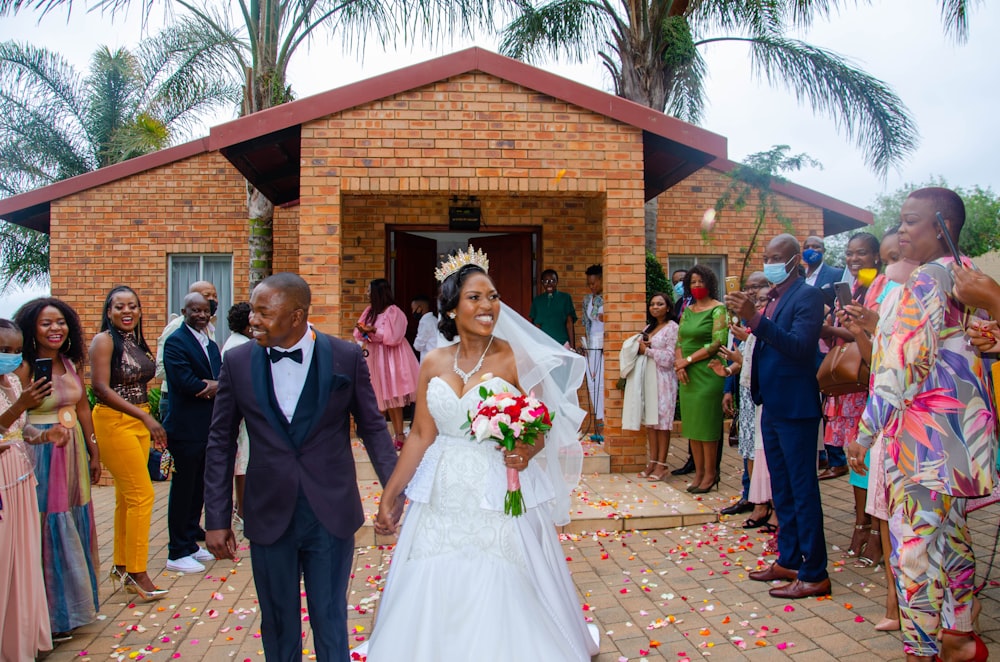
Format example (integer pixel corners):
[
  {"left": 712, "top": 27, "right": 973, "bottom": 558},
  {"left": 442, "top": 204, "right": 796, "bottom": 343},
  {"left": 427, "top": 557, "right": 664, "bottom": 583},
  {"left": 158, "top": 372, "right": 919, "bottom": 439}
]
[{"left": 674, "top": 265, "right": 728, "bottom": 493}]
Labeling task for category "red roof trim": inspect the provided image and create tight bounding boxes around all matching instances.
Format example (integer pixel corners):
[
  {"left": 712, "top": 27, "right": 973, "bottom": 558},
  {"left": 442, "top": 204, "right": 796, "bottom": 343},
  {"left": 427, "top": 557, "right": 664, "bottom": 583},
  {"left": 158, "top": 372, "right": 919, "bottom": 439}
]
[
  {"left": 708, "top": 158, "right": 872, "bottom": 225},
  {"left": 0, "top": 138, "right": 210, "bottom": 219},
  {"left": 208, "top": 47, "right": 728, "bottom": 158}
]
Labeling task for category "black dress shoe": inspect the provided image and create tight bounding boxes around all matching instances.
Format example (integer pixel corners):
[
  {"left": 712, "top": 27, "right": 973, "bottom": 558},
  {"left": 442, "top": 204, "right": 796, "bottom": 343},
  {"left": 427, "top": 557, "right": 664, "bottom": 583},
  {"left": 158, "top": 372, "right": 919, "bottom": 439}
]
[
  {"left": 720, "top": 499, "right": 754, "bottom": 516},
  {"left": 671, "top": 456, "right": 695, "bottom": 476}
]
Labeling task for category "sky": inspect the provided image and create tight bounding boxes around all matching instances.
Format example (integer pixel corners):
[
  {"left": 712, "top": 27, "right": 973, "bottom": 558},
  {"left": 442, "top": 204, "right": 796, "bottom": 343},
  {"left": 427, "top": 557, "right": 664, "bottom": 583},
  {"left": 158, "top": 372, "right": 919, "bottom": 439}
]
[{"left": 1, "top": 0, "right": 998, "bottom": 315}]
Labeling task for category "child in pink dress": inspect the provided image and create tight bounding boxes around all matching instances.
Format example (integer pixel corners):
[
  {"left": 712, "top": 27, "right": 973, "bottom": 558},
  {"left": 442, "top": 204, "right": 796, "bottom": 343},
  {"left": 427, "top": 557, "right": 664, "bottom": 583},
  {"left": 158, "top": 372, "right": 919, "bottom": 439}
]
[{"left": 353, "top": 279, "right": 420, "bottom": 449}]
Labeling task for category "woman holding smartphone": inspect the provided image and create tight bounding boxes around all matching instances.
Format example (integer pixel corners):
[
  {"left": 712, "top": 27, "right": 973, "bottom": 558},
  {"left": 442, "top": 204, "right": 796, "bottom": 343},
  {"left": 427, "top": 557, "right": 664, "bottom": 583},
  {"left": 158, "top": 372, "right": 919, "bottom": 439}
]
[{"left": 14, "top": 299, "right": 101, "bottom": 640}]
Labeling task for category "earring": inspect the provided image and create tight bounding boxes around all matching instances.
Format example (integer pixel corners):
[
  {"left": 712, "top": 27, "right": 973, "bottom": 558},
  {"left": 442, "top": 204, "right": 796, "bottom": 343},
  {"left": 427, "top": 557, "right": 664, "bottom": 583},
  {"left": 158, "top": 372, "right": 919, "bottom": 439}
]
[
  {"left": 448, "top": 312, "right": 456, "bottom": 320},
  {"left": 937, "top": 233, "right": 943, "bottom": 239}
]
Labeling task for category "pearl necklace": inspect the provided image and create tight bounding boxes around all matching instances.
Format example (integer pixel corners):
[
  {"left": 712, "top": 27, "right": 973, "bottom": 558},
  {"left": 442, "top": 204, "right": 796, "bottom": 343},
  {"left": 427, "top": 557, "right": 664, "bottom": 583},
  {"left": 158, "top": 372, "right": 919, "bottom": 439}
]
[{"left": 453, "top": 335, "right": 494, "bottom": 385}]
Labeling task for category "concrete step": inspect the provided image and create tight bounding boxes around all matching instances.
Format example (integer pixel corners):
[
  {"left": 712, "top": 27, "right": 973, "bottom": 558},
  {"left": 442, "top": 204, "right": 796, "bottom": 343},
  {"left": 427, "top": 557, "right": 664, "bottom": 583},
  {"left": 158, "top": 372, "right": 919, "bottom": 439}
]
[{"left": 352, "top": 440, "right": 719, "bottom": 547}]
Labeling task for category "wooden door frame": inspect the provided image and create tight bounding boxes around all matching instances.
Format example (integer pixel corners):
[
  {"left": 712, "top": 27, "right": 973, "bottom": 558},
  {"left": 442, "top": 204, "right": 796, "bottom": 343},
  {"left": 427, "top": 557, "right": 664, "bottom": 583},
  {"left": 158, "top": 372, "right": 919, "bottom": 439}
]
[{"left": 386, "top": 224, "right": 543, "bottom": 294}]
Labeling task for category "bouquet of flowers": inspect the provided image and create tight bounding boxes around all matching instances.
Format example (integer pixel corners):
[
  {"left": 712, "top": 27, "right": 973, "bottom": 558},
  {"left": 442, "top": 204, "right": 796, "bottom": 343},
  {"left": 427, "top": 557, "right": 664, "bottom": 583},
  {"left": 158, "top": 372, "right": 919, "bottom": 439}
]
[{"left": 463, "top": 386, "right": 554, "bottom": 516}]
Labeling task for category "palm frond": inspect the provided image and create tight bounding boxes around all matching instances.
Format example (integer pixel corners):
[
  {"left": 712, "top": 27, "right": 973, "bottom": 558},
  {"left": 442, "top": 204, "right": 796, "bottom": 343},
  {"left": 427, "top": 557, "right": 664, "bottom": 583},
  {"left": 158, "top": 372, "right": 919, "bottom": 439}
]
[
  {"left": 698, "top": 35, "right": 918, "bottom": 176},
  {"left": 938, "top": 0, "right": 976, "bottom": 43},
  {"left": 663, "top": 47, "right": 706, "bottom": 122},
  {"left": 0, "top": 41, "right": 90, "bottom": 140},
  {"left": 499, "top": 0, "right": 613, "bottom": 62},
  {"left": 0, "top": 221, "right": 48, "bottom": 293},
  {"left": 85, "top": 46, "right": 144, "bottom": 167}
]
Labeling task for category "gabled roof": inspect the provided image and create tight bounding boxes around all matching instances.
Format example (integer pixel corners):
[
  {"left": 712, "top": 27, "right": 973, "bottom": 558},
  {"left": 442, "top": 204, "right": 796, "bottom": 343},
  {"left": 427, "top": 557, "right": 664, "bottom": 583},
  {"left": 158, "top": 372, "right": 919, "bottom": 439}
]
[
  {"left": 707, "top": 159, "right": 873, "bottom": 235},
  {"left": 0, "top": 47, "right": 727, "bottom": 232},
  {"left": 0, "top": 47, "right": 871, "bottom": 236}
]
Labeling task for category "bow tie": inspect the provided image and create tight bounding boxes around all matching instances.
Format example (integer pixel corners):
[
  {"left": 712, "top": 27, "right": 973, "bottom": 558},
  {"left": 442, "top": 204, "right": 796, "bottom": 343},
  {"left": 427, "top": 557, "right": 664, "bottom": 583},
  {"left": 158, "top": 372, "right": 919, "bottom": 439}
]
[{"left": 269, "top": 348, "right": 303, "bottom": 364}]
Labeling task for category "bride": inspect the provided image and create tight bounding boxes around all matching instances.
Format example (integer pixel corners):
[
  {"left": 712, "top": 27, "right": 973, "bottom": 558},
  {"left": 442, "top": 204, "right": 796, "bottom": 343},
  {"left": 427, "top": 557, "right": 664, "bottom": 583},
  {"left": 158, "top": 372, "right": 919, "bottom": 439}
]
[{"left": 367, "top": 249, "right": 599, "bottom": 661}]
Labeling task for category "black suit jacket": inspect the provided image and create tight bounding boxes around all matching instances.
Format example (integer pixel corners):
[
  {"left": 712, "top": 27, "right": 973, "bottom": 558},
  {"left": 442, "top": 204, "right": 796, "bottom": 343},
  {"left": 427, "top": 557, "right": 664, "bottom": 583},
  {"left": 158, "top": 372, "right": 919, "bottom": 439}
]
[
  {"left": 203, "top": 332, "right": 397, "bottom": 544},
  {"left": 163, "top": 323, "right": 222, "bottom": 443}
]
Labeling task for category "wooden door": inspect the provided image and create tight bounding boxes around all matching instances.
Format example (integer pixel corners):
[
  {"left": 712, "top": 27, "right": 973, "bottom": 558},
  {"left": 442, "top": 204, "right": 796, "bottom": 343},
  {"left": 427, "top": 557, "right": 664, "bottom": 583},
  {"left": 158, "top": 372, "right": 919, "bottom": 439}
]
[
  {"left": 471, "top": 233, "right": 533, "bottom": 317},
  {"left": 393, "top": 232, "right": 439, "bottom": 345}
]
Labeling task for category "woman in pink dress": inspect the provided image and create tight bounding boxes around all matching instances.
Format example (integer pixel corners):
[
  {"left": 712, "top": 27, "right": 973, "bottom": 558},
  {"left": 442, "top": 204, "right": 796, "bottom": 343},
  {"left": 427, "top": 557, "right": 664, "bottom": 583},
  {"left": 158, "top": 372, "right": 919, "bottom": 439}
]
[
  {"left": 637, "top": 292, "right": 678, "bottom": 481},
  {"left": 353, "top": 279, "right": 420, "bottom": 449},
  {"left": 0, "top": 318, "right": 71, "bottom": 661}
]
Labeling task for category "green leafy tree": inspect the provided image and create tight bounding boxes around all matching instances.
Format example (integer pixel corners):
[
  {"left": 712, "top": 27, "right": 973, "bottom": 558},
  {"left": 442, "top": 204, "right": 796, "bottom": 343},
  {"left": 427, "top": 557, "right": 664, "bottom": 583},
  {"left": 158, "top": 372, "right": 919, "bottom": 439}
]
[
  {"left": 646, "top": 250, "right": 671, "bottom": 303},
  {"left": 3, "top": 0, "right": 518, "bottom": 288},
  {"left": 713, "top": 145, "right": 820, "bottom": 282},
  {"left": 865, "top": 177, "right": 1000, "bottom": 257},
  {"left": 500, "top": 0, "right": 976, "bottom": 254},
  {"left": 0, "top": 30, "right": 240, "bottom": 293}
]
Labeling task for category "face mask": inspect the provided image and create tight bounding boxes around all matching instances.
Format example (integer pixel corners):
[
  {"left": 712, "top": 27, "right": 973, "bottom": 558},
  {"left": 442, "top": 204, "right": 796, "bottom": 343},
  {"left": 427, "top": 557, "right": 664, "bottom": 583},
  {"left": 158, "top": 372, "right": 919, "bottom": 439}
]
[
  {"left": 673, "top": 281, "right": 685, "bottom": 299},
  {"left": 690, "top": 286, "right": 709, "bottom": 300},
  {"left": 886, "top": 258, "right": 920, "bottom": 284},
  {"left": 763, "top": 256, "right": 797, "bottom": 285},
  {"left": 209, "top": 299, "right": 218, "bottom": 316},
  {"left": 802, "top": 248, "right": 823, "bottom": 266},
  {"left": 0, "top": 352, "right": 22, "bottom": 375}
]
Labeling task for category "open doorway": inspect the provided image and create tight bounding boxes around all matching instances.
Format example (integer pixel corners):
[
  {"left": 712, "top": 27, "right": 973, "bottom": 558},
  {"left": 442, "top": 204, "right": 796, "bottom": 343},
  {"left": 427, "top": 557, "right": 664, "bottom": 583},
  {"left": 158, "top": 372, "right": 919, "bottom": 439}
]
[{"left": 389, "top": 228, "right": 538, "bottom": 322}]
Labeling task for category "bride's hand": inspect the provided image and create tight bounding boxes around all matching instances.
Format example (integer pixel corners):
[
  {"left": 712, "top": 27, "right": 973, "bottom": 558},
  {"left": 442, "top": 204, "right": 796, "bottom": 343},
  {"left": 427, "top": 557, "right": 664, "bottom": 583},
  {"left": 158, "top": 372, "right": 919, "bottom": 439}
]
[
  {"left": 503, "top": 440, "right": 541, "bottom": 472},
  {"left": 374, "top": 495, "right": 405, "bottom": 536}
]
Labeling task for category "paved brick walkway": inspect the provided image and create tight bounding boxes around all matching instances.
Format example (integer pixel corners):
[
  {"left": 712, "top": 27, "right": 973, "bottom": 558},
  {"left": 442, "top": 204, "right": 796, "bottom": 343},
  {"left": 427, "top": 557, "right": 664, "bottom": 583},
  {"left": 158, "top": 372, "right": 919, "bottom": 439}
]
[{"left": 39, "top": 442, "right": 999, "bottom": 661}]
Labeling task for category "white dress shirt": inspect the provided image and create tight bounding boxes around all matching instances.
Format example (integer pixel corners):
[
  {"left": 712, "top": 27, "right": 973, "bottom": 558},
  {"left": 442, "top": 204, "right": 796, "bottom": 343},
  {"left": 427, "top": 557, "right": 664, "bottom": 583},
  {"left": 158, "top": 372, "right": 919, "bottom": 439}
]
[
  {"left": 185, "top": 323, "right": 212, "bottom": 361},
  {"left": 413, "top": 312, "right": 440, "bottom": 361},
  {"left": 269, "top": 327, "right": 316, "bottom": 423}
]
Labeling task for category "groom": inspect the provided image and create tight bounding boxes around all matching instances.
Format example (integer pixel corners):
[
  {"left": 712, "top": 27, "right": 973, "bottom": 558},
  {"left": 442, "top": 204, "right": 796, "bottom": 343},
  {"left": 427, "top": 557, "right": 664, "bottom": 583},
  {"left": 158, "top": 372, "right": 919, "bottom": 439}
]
[{"left": 204, "top": 273, "right": 401, "bottom": 661}]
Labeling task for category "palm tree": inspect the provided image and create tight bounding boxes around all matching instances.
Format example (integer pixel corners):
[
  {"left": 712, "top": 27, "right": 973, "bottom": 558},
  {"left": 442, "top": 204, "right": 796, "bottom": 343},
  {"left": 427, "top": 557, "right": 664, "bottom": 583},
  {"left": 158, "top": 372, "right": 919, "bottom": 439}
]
[
  {"left": 0, "top": 26, "right": 241, "bottom": 292},
  {"left": 2, "top": 0, "right": 517, "bottom": 287},
  {"left": 498, "top": 0, "right": 975, "bottom": 252}
]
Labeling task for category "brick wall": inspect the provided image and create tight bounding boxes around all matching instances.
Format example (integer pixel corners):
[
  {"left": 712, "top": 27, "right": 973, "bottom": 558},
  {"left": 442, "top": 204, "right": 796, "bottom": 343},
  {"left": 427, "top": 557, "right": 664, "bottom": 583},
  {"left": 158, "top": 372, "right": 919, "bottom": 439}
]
[
  {"left": 44, "top": 75, "right": 839, "bottom": 474},
  {"left": 50, "top": 150, "right": 249, "bottom": 352}
]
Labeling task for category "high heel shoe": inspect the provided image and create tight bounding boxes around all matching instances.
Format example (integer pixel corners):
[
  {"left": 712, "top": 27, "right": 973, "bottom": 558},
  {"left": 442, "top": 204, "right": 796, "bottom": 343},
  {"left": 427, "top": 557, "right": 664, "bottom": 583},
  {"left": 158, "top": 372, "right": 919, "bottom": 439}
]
[
  {"left": 743, "top": 505, "right": 773, "bottom": 529},
  {"left": 638, "top": 457, "right": 656, "bottom": 478},
  {"left": 854, "top": 528, "right": 882, "bottom": 568},
  {"left": 873, "top": 617, "right": 900, "bottom": 632},
  {"left": 937, "top": 629, "right": 989, "bottom": 662},
  {"left": 688, "top": 477, "right": 719, "bottom": 494},
  {"left": 648, "top": 461, "right": 668, "bottom": 481},
  {"left": 123, "top": 574, "right": 168, "bottom": 602},
  {"left": 108, "top": 566, "right": 125, "bottom": 592},
  {"left": 843, "top": 523, "right": 870, "bottom": 559},
  {"left": 393, "top": 434, "right": 405, "bottom": 451}
]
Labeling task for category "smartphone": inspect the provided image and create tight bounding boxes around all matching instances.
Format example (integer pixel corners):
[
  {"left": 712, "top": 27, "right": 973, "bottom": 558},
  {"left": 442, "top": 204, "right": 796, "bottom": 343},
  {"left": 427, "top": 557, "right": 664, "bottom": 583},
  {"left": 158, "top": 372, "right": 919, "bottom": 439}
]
[
  {"left": 725, "top": 276, "right": 740, "bottom": 294},
  {"left": 935, "top": 212, "right": 963, "bottom": 264},
  {"left": 834, "top": 282, "right": 853, "bottom": 309},
  {"left": 34, "top": 357, "right": 53, "bottom": 383}
]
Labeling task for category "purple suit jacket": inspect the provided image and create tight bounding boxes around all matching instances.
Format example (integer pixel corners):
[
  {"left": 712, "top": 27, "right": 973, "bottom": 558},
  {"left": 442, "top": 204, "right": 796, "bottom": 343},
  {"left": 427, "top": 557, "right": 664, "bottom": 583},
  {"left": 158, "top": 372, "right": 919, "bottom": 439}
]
[{"left": 203, "top": 331, "right": 397, "bottom": 544}]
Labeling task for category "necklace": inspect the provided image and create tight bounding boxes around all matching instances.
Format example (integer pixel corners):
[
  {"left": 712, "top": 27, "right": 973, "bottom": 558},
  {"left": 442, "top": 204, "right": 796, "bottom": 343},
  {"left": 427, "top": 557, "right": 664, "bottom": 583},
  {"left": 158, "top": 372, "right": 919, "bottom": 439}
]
[{"left": 453, "top": 335, "right": 495, "bottom": 385}]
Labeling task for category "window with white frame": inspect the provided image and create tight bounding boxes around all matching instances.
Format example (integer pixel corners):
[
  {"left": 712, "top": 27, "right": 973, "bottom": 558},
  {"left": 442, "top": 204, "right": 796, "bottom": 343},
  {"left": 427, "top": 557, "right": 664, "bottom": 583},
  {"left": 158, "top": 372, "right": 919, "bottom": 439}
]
[
  {"left": 168, "top": 254, "right": 234, "bottom": 346},
  {"left": 667, "top": 255, "right": 728, "bottom": 286}
]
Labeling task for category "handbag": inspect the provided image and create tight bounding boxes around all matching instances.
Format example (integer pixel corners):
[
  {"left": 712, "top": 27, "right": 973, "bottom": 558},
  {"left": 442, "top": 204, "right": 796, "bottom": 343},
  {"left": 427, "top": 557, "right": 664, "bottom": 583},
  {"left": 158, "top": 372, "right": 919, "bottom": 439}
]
[{"left": 817, "top": 341, "right": 870, "bottom": 396}]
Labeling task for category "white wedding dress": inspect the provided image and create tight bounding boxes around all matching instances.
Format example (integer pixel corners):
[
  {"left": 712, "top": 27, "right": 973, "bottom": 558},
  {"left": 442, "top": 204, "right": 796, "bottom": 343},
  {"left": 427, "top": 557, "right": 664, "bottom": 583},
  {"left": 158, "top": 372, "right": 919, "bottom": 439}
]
[{"left": 364, "top": 375, "right": 599, "bottom": 661}]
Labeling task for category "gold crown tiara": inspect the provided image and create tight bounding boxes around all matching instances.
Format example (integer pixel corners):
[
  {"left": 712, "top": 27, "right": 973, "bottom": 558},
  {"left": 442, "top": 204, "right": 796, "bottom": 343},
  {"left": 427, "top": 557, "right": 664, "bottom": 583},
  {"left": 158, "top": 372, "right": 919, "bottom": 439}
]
[{"left": 434, "top": 246, "right": 490, "bottom": 282}]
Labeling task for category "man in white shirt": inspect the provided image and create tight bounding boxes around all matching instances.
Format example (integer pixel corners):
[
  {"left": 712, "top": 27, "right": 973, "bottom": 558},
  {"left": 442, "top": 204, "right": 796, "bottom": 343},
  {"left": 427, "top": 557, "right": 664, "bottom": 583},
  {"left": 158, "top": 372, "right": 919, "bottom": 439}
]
[{"left": 411, "top": 294, "right": 439, "bottom": 362}]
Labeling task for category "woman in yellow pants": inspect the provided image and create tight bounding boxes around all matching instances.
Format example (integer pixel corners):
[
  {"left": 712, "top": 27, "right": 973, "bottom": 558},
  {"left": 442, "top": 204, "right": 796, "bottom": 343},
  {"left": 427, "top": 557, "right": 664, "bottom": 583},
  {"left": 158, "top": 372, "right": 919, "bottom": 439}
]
[{"left": 89, "top": 286, "right": 167, "bottom": 601}]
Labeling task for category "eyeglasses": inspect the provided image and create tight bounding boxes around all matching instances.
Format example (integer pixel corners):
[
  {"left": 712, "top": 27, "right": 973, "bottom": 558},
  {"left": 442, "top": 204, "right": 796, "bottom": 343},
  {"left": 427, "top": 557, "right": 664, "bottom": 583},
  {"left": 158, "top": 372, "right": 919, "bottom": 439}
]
[{"left": 541, "top": 278, "right": 557, "bottom": 284}]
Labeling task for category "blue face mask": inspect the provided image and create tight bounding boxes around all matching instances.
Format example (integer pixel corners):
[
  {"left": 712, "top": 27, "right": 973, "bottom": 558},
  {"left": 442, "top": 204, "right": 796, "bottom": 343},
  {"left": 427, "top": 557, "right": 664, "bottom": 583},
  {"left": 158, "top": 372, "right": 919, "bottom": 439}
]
[
  {"left": 0, "top": 352, "right": 22, "bottom": 375},
  {"left": 802, "top": 248, "right": 823, "bottom": 266},
  {"left": 763, "top": 256, "right": 797, "bottom": 285},
  {"left": 673, "top": 281, "right": 685, "bottom": 299}
]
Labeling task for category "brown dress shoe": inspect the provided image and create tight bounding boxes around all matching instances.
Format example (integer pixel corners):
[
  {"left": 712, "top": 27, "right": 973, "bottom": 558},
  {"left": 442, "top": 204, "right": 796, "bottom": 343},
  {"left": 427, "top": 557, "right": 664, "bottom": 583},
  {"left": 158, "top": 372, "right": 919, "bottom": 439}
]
[
  {"left": 748, "top": 563, "right": 798, "bottom": 582},
  {"left": 768, "top": 578, "right": 832, "bottom": 599},
  {"left": 818, "top": 465, "right": 849, "bottom": 480}
]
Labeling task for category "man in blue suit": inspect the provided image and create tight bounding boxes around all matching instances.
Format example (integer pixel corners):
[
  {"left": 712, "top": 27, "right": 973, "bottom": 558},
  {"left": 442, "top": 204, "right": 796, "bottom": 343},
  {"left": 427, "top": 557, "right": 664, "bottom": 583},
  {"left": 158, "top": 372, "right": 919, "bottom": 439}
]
[
  {"left": 204, "top": 273, "right": 400, "bottom": 661},
  {"left": 163, "top": 292, "right": 222, "bottom": 573},
  {"left": 726, "top": 234, "right": 830, "bottom": 599}
]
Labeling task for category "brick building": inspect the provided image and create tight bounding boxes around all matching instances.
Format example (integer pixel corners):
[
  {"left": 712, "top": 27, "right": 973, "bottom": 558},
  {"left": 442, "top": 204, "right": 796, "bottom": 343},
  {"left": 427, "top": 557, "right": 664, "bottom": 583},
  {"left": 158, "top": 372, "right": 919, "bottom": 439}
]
[{"left": 0, "top": 48, "right": 870, "bottom": 471}]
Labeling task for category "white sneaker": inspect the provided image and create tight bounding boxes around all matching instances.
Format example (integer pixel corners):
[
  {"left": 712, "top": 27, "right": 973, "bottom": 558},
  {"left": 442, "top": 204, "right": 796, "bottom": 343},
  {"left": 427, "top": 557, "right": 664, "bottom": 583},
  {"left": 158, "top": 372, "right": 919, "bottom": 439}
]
[
  {"left": 191, "top": 546, "right": 215, "bottom": 562},
  {"left": 166, "top": 555, "right": 206, "bottom": 573}
]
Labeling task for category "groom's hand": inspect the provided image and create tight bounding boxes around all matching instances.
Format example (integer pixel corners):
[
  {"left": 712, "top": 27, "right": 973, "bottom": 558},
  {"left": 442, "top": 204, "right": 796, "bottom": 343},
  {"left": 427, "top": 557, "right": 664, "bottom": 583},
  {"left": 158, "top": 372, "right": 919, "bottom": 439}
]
[{"left": 206, "top": 528, "right": 237, "bottom": 560}]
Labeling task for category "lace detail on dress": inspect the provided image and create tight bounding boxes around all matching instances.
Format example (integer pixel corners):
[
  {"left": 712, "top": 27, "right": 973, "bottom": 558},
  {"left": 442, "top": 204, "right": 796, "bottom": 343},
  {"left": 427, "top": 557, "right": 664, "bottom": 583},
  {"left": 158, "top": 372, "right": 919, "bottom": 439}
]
[{"left": 405, "top": 377, "right": 527, "bottom": 565}]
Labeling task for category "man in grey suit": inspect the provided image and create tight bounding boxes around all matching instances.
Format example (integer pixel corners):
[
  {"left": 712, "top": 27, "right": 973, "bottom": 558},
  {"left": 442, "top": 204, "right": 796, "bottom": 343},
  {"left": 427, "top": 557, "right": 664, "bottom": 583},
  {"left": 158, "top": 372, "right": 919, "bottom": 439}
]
[{"left": 204, "top": 273, "right": 401, "bottom": 661}]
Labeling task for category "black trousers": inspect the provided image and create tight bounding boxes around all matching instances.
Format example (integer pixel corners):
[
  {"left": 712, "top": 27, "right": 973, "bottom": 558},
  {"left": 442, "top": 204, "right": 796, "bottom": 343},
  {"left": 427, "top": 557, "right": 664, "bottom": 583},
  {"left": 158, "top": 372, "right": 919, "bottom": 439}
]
[
  {"left": 166, "top": 439, "right": 207, "bottom": 560},
  {"left": 250, "top": 495, "right": 354, "bottom": 662}
]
